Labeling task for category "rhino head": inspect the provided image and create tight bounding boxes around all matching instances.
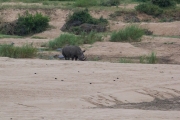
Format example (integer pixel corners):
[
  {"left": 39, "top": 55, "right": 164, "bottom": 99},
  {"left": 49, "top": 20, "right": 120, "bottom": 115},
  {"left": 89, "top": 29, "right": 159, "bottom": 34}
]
[{"left": 78, "top": 50, "right": 86, "bottom": 61}]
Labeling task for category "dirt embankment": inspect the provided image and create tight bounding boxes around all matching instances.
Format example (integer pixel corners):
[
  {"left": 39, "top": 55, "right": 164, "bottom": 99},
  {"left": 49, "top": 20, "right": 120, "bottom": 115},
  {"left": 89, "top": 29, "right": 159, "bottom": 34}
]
[{"left": 1, "top": 8, "right": 180, "bottom": 64}]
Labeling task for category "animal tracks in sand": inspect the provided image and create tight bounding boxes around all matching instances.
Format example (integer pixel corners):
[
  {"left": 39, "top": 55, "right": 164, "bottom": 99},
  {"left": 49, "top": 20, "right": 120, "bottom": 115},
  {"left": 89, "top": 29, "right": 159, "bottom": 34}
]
[
  {"left": 84, "top": 87, "right": 180, "bottom": 111},
  {"left": 83, "top": 94, "right": 123, "bottom": 108}
]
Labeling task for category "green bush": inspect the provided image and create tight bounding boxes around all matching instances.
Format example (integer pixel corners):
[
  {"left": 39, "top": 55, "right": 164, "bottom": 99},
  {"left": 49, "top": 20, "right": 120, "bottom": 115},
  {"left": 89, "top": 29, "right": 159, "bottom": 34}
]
[
  {"left": 97, "top": 16, "right": 108, "bottom": 26},
  {"left": 161, "top": 8, "right": 180, "bottom": 21},
  {"left": 133, "top": 0, "right": 150, "bottom": 2},
  {"left": 48, "top": 34, "right": 83, "bottom": 49},
  {"left": 69, "top": 26, "right": 83, "bottom": 35},
  {"left": 100, "top": 0, "right": 120, "bottom": 6},
  {"left": 151, "top": 0, "right": 176, "bottom": 7},
  {"left": 15, "top": 11, "right": 49, "bottom": 36},
  {"left": 74, "top": 0, "right": 98, "bottom": 7},
  {"left": 110, "top": 25, "right": 144, "bottom": 42},
  {"left": 0, "top": 44, "right": 37, "bottom": 58},
  {"left": 135, "top": 3, "right": 163, "bottom": 16},
  {"left": 62, "top": 9, "right": 108, "bottom": 34},
  {"left": 174, "top": 0, "right": 180, "bottom": 3},
  {"left": 67, "top": 9, "right": 96, "bottom": 24},
  {"left": 67, "top": 9, "right": 107, "bottom": 25}
]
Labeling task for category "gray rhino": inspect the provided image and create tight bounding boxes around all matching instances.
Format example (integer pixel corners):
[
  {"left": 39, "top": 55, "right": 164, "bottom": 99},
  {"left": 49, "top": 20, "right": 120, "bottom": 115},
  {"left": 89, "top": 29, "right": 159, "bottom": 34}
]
[{"left": 62, "top": 45, "right": 86, "bottom": 61}]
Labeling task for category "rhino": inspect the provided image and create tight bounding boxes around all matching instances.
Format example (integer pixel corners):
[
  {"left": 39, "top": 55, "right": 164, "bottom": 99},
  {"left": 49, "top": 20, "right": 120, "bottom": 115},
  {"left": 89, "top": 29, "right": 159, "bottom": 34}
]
[{"left": 62, "top": 45, "right": 86, "bottom": 61}]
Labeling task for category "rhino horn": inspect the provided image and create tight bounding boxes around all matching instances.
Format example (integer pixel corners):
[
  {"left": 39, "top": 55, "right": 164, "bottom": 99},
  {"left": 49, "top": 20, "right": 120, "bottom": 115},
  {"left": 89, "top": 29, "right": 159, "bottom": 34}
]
[{"left": 83, "top": 56, "right": 87, "bottom": 61}]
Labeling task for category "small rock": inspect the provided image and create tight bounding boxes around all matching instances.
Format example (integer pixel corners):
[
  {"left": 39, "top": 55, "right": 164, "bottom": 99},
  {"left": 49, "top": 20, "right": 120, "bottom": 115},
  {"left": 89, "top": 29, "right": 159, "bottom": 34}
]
[
  {"left": 55, "top": 78, "right": 57, "bottom": 79},
  {"left": 34, "top": 73, "right": 37, "bottom": 74},
  {"left": 113, "top": 80, "right": 116, "bottom": 81},
  {"left": 61, "top": 80, "right": 64, "bottom": 81},
  {"left": 56, "top": 48, "right": 62, "bottom": 51},
  {"left": 89, "top": 83, "right": 92, "bottom": 84},
  {"left": 117, "top": 77, "right": 119, "bottom": 79}
]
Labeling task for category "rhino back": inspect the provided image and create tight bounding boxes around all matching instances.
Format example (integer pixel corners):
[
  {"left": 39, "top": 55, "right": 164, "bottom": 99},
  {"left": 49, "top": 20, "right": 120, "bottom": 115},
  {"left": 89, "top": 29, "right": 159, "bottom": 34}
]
[
  {"left": 62, "top": 45, "right": 82, "bottom": 57},
  {"left": 72, "top": 46, "right": 82, "bottom": 55}
]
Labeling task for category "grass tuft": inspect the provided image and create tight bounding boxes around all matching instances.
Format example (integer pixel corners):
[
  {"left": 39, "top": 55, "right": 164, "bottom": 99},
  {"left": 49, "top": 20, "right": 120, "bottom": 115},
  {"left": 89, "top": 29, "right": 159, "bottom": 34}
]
[
  {"left": 110, "top": 25, "right": 144, "bottom": 42},
  {"left": 31, "top": 36, "right": 47, "bottom": 39},
  {"left": 119, "top": 58, "right": 132, "bottom": 63},
  {"left": 147, "top": 52, "right": 157, "bottom": 64},
  {"left": 0, "top": 34, "right": 22, "bottom": 39},
  {"left": 140, "top": 52, "right": 157, "bottom": 64},
  {"left": 80, "top": 31, "right": 102, "bottom": 44},
  {"left": 0, "top": 44, "right": 37, "bottom": 58},
  {"left": 48, "top": 31, "right": 102, "bottom": 49}
]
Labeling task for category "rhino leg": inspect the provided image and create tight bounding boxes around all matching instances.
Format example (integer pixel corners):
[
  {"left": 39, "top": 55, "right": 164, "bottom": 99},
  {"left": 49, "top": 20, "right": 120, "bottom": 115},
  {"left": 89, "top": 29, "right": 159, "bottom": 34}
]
[{"left": 64, "top": 56, "right": 70, "bottom": 60}]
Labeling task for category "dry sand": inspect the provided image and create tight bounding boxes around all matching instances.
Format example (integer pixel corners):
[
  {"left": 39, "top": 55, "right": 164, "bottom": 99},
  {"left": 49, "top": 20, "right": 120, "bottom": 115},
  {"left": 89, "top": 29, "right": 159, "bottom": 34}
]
[{"left": 0, "top": 57, "right": 180, "bottom": 120}]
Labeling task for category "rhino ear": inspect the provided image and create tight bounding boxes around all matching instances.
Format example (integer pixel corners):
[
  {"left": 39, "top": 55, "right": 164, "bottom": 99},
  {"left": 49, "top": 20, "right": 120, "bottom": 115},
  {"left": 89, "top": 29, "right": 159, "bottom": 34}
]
[{"left": 82, "top": 50, "right": 86, "bottom": 53}]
